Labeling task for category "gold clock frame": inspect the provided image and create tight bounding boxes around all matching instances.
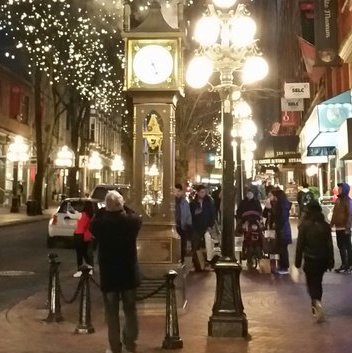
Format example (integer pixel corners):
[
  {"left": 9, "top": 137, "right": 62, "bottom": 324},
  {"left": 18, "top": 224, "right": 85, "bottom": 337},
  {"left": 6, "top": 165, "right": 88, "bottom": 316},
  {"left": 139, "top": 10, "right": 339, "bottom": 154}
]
[{"left": 125, "top": 38, "right": 181, "bottom": 91}]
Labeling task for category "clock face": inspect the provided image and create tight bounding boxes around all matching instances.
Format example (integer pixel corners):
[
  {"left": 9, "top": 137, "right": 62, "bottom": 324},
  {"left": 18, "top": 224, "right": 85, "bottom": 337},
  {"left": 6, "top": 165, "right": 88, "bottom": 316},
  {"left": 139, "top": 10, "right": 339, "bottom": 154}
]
[{"left": 133, "top": 45, "right": 174, "bottom": 85}]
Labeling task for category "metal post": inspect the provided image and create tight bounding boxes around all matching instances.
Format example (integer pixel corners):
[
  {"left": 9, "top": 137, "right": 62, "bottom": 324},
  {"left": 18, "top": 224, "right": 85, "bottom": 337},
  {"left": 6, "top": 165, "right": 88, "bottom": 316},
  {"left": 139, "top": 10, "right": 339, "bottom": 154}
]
[
  {"left": 221, "top": 94, "right": 235, "bottom": 259},
  {"left": 10, "top": 160, "right": 19, "bottom": 213},
  {"left": 235, "top": 136, "right": 243, "bottom": 210},
  {"left": 208, "top": 92, "right": 247, "bottom": 338},
  {"left": 208, "top": 261, "right": 248, "bottom": 337},
  {"left": 75, "top": 265, "right": 94, "bottom": 334},
  {"left": 162, "top": 270, "right": 183, "bottom": 349},
  {"left": 46, "top": 253, "right": 63, "bottom": 322}
]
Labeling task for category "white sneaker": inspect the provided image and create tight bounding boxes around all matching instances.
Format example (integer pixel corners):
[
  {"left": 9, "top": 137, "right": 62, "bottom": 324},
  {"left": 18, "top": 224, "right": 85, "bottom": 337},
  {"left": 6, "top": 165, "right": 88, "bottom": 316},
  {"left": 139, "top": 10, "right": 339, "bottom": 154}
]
[
  {"left": 73, "top": 271, "right": 82, "bottom": 278},
  {"left": 278, "top": 270, "right": 289, "bottom": 275},
  {"left": 89, "top": 269, "right": 93, "bottom": 276}
]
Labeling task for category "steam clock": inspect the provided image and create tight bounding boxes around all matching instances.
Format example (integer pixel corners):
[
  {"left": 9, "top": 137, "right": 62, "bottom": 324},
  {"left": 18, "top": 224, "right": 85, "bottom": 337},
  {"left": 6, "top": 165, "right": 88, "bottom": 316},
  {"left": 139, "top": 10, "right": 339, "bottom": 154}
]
[{"left": 123, "top": 2, "right": 184, "bottom": 282}]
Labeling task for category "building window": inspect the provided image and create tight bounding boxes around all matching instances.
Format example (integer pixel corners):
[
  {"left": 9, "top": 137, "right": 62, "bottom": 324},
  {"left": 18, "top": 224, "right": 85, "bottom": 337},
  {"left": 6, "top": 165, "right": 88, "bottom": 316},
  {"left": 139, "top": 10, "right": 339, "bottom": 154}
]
[
  {"left": 9, "top": 85, "right": 21, "bottom": 119},
  {"left": 66, "top": 111, "right": 70, "bottom": 130},
  {"left": 90, "top": 117, "right": 96, "bottom": 142},
  {"left": 21, "top": 96, "right": 29, "bottom": 124}
]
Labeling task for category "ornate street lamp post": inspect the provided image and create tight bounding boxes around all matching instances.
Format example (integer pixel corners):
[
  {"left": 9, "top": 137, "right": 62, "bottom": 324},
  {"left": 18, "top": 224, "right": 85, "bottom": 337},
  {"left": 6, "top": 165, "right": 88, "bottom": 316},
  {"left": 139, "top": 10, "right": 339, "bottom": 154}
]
[
  {"left": 186, "top": 0, "right": 268, "bottom": 337},
  {"left": 54, "top": 145, "right": 75, "bottom": 199},
  {"left": 7, "top": 135, "right": 29, "bottom": 213},
  {"left": 111, "top": 154, "right": 125, "bottom": 184}
]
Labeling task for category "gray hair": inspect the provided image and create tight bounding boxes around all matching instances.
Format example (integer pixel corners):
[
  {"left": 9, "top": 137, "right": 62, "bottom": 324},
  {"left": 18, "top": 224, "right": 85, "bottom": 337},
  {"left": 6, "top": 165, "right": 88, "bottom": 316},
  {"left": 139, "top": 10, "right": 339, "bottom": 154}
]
[{"left": 105, "top": 190, "right": 124, "bottom": 211}]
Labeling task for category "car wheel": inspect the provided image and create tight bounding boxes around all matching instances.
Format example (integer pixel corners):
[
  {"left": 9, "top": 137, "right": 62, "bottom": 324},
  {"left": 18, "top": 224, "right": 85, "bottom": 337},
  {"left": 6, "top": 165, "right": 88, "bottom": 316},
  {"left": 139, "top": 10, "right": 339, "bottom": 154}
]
[{"left": 47, "top": 235, "right": 55, "bottom": 248}]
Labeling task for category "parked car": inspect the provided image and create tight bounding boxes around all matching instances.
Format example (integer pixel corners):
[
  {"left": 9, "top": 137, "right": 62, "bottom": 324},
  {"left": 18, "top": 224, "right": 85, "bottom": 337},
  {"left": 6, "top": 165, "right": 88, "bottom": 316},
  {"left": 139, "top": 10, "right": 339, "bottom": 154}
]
[
  {"left": 90, "top": 184, "right": 130, "bottom": 203},
  {"left": 47, "top": 198, "right": 100, "bottom": 248}
]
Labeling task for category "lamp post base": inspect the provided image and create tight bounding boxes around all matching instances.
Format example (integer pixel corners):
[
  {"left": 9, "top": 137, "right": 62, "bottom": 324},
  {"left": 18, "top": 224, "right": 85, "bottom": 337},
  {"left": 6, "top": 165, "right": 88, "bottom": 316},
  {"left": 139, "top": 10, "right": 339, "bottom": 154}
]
[
  {"left": 208, "top": 259, "right": 248, "bottom": 338},
  {"left": 10, "top": 196, "right": 20, "bottom": 213}
]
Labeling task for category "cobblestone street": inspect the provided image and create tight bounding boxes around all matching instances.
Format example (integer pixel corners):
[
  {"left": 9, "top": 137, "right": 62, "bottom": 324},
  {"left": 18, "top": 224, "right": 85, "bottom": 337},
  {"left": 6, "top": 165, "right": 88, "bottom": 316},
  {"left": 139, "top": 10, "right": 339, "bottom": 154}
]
[{"left": 1, "top": 240, "right": 352, "bottom": 353}]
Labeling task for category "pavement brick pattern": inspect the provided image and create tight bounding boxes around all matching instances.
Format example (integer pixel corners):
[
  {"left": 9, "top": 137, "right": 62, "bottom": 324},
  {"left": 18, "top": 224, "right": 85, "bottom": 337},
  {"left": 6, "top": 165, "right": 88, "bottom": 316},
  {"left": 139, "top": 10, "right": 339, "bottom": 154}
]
[{"left": 1, "top": 262, "right": 352, "bottom": 353}]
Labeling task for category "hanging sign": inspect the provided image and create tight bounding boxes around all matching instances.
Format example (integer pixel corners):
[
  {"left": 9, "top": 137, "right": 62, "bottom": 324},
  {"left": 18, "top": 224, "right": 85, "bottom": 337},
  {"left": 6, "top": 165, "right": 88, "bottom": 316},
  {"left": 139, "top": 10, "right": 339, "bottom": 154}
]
[
  {"left": 281, "top": 98, "right": 304, "bottom": 112},
  {"left": 284, "top": 82, "right": 310, "bottom": 99},
  {"left": 314, "top": 0, "right": 340, "bottom": 66},
  {"left": 214, "top": 155, "right": 222, "bottom": 169},
  {"left": 281, "top": 111, "right": 299, "bottom": 127}
]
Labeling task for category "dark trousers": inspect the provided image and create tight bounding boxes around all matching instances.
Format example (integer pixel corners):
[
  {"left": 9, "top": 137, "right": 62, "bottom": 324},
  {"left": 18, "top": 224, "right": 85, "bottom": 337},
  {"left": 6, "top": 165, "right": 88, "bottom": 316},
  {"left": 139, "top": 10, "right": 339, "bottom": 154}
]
[
  {"left": 74, "top": 234, "right": 94, "bottom": 269},
  {"left": 191, "top": 230, "right": 205, "bottom": 270},
  {"left": 103, "top": 290, "right": 138, "bottom": 353},
  {"left": 279, "top": 243, "right": 290, "bottom": 270},
  {"left": 305, "top": 267, "right": 325, "bottom": 302},
  {"left": 336, "top": 230, "right": 352, "bottom": 268},
  {"left": 176, "top": 227, "right": 188, "bottom": 264}
]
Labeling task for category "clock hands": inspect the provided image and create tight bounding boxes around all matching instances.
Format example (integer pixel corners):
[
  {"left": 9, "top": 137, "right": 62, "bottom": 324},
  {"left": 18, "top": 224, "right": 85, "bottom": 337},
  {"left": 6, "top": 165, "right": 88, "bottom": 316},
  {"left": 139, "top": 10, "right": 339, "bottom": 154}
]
[{"left": 151, "top": 61, "right": 159, "bottom": 76}]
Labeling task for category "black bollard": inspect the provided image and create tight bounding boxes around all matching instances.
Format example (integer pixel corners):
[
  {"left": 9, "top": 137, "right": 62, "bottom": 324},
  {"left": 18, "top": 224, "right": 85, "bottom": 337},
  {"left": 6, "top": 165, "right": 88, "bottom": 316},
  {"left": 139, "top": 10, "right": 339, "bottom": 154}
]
[
  {"left": 75, "top": 265, "right": 95, "bottom": 334},
  {"left": 162, "top": 270, "right": 183, "bottom": 350},
  {"left": 46, "top": 253, "right": 63, "bottom": 322}
]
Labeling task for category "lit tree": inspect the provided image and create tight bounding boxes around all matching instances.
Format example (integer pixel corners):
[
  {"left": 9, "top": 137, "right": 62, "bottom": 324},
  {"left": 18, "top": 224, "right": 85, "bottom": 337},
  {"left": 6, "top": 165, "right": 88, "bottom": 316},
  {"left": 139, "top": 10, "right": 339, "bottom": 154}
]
[
  {"left": 175, "top": 90, "right": 221, "bottom": 183},
  {"left": 0, "top": 0, "right": 126, "bottom": 208}
]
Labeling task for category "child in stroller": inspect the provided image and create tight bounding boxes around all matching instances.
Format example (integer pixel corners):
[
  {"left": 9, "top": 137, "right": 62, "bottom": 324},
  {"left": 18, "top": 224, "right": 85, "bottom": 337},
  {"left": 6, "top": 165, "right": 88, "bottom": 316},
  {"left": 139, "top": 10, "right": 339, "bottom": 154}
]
[{"left": 236, "top": 210, "right": 264, "bottom": 269}]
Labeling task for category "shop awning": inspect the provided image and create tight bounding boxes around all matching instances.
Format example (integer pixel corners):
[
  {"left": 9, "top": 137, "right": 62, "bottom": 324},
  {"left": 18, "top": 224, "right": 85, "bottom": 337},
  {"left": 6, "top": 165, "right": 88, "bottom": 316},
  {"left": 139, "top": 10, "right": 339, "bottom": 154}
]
[
  {"left": 300, "top": 90, "right": 352, "bottom": 160},
  {"left": 256, "top": 135, "right": 300, "bottom": 160}
]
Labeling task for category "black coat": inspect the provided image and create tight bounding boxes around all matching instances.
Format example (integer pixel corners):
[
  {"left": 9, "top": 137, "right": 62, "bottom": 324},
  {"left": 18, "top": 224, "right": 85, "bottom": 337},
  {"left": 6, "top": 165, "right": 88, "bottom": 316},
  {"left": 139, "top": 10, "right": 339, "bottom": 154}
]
[
  {"left": 190, "top": 196, "right": 216, "bottom": 234},
  {"left": 295, "top": 214, "right": 334, "bottom": 271},
  {"left": 91, "top": 208, "right": 142, "bottom": 292}
]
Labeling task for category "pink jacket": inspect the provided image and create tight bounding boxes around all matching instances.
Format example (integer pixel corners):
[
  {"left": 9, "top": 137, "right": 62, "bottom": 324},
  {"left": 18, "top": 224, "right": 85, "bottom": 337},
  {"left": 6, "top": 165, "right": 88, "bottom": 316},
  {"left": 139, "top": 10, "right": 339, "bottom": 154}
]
[{"left": 74, "top": 212, "right": 93, "bottom": 242}]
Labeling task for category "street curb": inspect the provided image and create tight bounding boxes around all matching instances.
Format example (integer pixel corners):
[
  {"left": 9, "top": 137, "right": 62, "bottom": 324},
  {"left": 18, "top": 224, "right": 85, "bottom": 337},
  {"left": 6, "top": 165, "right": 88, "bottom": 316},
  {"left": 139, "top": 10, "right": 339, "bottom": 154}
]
[{"left": 0, "top": 215, "right": 51, "bottom": 228}]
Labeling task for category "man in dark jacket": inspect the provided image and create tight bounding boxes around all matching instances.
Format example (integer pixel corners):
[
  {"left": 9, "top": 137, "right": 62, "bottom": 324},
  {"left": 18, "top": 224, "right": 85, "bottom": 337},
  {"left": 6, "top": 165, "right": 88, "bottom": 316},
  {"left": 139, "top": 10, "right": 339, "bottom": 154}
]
[
  {"left": 91, "top": 191, "right": 142, "bottom": 353},
  {"left": 175, "top": 184, "right": 192, "bottom": 263},
  {"left": 190, "top": 185, "right": 216, "bottom": 270},
  {"left": 330, "top": 182, "right": 352, "bottom": 273}
]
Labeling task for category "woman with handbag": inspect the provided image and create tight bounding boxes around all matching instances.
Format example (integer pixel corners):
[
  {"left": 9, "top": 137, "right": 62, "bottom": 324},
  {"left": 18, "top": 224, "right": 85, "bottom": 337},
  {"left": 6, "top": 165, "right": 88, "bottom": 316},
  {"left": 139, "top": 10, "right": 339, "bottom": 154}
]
[
  {"left": 273, "top": 189, "right": 292, "bottom": 275},
  {"left": 295, "top": 201, "right": 334, "bottom": 322},
  {"left": 73, "top": 201, "right": 94, "bottom": 278}
]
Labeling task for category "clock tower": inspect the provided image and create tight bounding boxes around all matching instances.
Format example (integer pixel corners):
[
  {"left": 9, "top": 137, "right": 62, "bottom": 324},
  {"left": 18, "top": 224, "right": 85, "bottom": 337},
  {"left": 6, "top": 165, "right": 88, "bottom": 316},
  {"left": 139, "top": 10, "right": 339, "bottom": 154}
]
[{"left": 123, "top": 1, "right": 184, "bottom": 286}]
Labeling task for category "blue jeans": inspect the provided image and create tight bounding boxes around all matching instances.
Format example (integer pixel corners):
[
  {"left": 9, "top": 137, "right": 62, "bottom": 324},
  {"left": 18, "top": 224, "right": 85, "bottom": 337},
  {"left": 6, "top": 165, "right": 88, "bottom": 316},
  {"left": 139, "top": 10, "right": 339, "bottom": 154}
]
[{"left": 103, "top": 289, "right": 138, "bottom": 353}]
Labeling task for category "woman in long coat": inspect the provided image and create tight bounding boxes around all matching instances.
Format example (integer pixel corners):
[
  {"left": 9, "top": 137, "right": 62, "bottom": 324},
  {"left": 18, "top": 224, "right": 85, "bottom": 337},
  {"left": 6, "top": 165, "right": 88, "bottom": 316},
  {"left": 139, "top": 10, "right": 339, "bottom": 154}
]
[{"left": 273, "top": 189, "right": 292, "bottom": 274}]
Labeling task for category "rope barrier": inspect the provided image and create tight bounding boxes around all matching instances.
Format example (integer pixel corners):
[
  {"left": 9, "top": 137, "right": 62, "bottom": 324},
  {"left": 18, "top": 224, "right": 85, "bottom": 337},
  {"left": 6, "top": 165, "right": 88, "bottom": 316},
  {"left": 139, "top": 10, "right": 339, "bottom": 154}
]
[{"left": 59, "top": 277, "right": 84, "bottom": 304}]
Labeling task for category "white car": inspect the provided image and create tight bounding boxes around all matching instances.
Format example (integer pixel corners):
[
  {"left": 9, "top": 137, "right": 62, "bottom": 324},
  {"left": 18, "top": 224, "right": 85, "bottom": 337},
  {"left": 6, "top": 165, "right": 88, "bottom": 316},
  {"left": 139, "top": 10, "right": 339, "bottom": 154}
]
[{"left": 47, "top": 198, "right": 100, "bottom": 248}]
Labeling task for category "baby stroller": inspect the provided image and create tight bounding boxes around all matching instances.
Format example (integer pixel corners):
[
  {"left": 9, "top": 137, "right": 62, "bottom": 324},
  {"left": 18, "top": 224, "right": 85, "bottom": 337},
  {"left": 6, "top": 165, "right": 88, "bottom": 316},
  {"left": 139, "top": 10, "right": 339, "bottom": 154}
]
[{"left": 236, "top": 210, "right": 264, "bottom": 269}]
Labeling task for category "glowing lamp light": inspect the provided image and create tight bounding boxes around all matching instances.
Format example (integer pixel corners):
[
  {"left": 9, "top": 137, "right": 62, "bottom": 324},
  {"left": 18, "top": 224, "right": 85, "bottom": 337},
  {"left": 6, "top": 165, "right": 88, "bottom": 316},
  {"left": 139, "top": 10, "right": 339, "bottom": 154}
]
[
  {"left": 7, "top": 135, "right": 30, "bottom": 162},
  {"left": 245, "top": 139, "right": 257, "bottom": 152},
  {"left": 212, "top": 0, "right": 237, "bottom": 9},
  {"left": 233, "top": 100, "right": 252, "bottom": 119},
  {"left": 306, "top": 165, "right": 318, "bottom": 177},
  {"left": 194, "top": 16, "right": 220, "bottom": 47},
  {"left": 88, "top": 151, "right": 103, "bottom": 170},
  {"left": 186, "top": 56, "right": 213, "bottom": 89},
  {"left": 242, "top": 56, "right": 269, "bottom": 84},
  {"left": 239, "top": 119, "right": 257, "bottom": 139},
  {"left": 230, "top": 16, "right": 256, "bottom": 48},
  {"left": 111, "top": 154, "right": 125, "bottom": 172}
]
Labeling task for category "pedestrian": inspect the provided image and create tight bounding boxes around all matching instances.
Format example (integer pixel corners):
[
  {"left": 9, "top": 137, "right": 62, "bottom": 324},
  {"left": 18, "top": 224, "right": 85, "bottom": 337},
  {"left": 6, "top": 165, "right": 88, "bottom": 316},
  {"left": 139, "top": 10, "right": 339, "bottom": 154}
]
[
  {"left": 330, "top": 182, "right": 352, "bottom": 273},
  {"left": 237, "top": 188, "right": 262, "bottom": 219},
  {"left": 272, "top": 189, "right": 292, "bottom": 275},
  {"left": 211, "top": 184, "right": 222, "bottom": 222},
  {"left": 263, "top": 186, "right": 275, "bottom": 230},
  {"left": 90, "top": 191, "right": 141, "bottom": 353},
  {"left": 73, "top": 201, "right": 94, "bottom": 278},
  {"left": 190, "top": 185, "right": 216, "bottom": 271},
  {"left": 295, "top": 201, "right": 334, "bottom": 323},
  {"left": 175, "top": 184, "right": 192, "bottom": 264},
  {"left": 297, "top": 182, "right": 314, "bottom": 221}
]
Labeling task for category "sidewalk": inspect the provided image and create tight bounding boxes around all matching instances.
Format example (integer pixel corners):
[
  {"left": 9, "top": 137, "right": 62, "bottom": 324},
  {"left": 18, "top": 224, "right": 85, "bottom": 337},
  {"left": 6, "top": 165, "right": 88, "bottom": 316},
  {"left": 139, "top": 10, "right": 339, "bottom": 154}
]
[
  {"left": 1, "top": 254, "right": 352, "bottom": 353},
  {"left": 0, "top": 206, "right": 56, "bottom": 227}
]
